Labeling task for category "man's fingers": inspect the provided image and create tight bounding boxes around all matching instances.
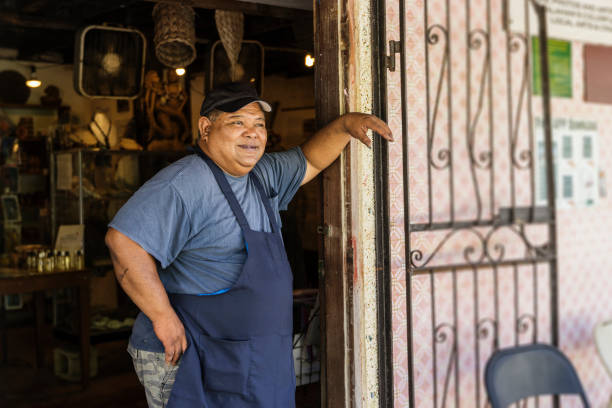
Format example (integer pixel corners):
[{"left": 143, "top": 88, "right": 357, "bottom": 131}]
[
  {"left": 165, "top": 348, "right": 175, "bottom": 364},
  {"left": 366, "top": 117, "right": 394, "bottom": 141},
  {"left": 182, "top": 337, "right": 188, "bottom": 353}
]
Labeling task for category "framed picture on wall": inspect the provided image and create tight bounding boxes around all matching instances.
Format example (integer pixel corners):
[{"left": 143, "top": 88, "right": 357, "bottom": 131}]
[
  {"left": 1, "top": 194, "right": 20, "bottom": 222},
  {"left": 4, "top": 294, "right": 23, "bottom": 311}
]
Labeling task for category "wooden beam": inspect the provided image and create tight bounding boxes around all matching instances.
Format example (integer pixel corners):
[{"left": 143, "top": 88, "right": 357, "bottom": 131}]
[
  {"left": 0, "top": 12, "right": 77, "bottom": 30},
  {"left": 143, "top": 0, "right": 311, "bottom": 19},
  {"left": 315, "top": 0, "right": 350, "bottom": 406}
]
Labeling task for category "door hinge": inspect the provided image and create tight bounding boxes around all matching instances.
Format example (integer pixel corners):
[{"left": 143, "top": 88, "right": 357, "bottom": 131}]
[{"left": 385, "top": 40, "right": 401, "bottom": 72}]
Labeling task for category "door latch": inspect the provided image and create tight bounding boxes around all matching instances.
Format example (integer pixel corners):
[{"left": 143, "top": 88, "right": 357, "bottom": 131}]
[{"left": 385, "top": 40, "right": 401, "bottom": 72}]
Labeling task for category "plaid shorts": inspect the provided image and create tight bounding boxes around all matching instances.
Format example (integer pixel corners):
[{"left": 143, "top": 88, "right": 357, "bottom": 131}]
[{"left": 127, "top": 342, "right": 180, "bottom": 408}]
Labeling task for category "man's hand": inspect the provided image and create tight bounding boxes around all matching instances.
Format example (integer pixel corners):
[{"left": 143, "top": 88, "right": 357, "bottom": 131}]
[
  {"left": 301, "top": 112, "right": 393, "bottom": 185},
  {"left": 153, "top": 312, "right": 188, "bottom": 365},
  {"left": 340, "top": 113, "right": 394, "bottom": 147},
  {"left": 106, "top": 228, "right": 188, "bottom": 366}
]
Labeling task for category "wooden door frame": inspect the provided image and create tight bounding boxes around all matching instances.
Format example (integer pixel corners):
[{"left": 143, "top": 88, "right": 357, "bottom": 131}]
[{"left": 314, "top": 0, "right": 353, "bottom": 406}]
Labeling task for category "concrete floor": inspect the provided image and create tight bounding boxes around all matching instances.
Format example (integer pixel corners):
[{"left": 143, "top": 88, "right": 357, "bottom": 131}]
[{"left": 1, "top": 325, "right": 320, "bottom": 407}]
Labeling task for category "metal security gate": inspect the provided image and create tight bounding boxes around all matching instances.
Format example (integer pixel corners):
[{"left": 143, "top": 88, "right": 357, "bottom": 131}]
[{"left": 374, "top": 0, "right": 558, "bottom": 406}]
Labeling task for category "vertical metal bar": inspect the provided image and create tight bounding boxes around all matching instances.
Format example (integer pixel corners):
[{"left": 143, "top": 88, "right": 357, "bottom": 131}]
[
  {"left": 524, "top": 0, "right": 536, "bottom": 221},
  {"left": 486, "top": 0, "right": 495, "bottom": 219},
  {"left": 505, "top": 20, "right": 516, "bottom": 218},
  {"left": 431, "top": 270, "right": 438, "bottom": 407},
  {"left": 473, "top": 267, "right": 481, "bottom": 408},
  {"left": 534, "top": 5, "right": 559, "bottom": 406},
  {"left": 534, "top": 0, "right": 558, "bottom": 349},
  {"left": 372, "top": 0, "right": 394, "bottom": 405},
  {"left": 78, "top": 150, "right": 84, "bottom": 225},
  {"left": 446, "top": 0, "right": 455, "bottom": 224},
  {"left": 398, "top": 0, "right": 415, "bottom": 405},
  {"left": 453, "top": 268, "right": 460, "bottom": 407},
  {"left": 513, "top": 263, "right": 519, "bottom": 345},
  {"left": 493, "top": 265, "right": 500, "bottom": 349},
  {"left": 424, "top": 0, "right": 433, "bottom": 227},
  {"left": 533, "top": 262, "right": 539, "bottom": 342},
  {"left": 466, "top": 0, "right": 481, "bottom": 224}
]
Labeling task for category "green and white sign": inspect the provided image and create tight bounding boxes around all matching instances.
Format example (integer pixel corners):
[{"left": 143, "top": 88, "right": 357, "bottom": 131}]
[{"left": 532, "top": 37, "right": 572, "bottom": 98}]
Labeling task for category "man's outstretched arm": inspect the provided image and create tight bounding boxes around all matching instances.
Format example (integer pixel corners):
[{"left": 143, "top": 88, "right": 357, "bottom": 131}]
[
  {"left": 105, "top": 227, "right": 187, "bottom": 365},
  {"left": 300, "top": 113, "right": 393, "bottom": 185}
]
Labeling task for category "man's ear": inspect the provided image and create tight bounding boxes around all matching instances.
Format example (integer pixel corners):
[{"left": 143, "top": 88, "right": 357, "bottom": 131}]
[{"left": 198, "top": 116, "right": 211, "bottom": 138}]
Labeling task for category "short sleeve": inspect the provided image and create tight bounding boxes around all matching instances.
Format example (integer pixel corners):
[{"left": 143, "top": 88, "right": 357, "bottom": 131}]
[
  {"left": 254, "top": 146, "right": 306, "bottom": 210},
  {"left": 108, "top": 179, "right": 192, "bottom": 269}
]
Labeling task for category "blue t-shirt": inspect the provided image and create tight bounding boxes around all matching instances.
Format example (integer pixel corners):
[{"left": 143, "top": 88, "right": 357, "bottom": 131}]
[{"left": 109, "top": 147, "right": 306, "bottom": 351}]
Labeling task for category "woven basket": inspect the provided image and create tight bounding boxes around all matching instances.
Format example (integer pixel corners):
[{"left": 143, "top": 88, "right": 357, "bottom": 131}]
[{"left": 153, "top": 2, "right": 196, "bottom": 68}]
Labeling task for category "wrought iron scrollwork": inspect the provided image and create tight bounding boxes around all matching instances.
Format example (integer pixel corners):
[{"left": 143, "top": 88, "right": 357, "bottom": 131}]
[
  {"left": 517, "top": 314, "right": 537, "bottom": 343},
  {"left": 434, "top": 323, "right": 457, "bottom": 408},
  {"left": 477, "top": 318, "right": 498, "bottom": 344},
  {"left": 409, "top": 228, "right": 486, "bottom": 269},
  {"left": 467, "top": 29, "right": 493, "bottom": 170},
  {"left": 426, "top": 24, "right": 451, "bottom": 170},
  {"left": 508, "top": 33, "right": 533, "bottom": 170},
  {"left": 409, "top": 225, "right": 550, "bottom": 270}
]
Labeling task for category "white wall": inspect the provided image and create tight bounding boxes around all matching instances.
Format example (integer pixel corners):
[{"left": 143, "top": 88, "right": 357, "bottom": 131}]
[{"left": 0, "top": 60, "right": 94, "bottom": 124}]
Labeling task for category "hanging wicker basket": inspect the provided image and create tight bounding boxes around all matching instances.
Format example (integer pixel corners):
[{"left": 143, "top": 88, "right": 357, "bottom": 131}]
[{"left": 153, "top": 2, "right": 196, "bottom": 68}]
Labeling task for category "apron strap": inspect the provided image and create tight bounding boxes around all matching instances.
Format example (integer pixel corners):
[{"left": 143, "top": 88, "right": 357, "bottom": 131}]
[
  {"left": 192, "top": 145, "right": 251, "bottom": 230},
  {"left": 250, "top": 172, "right": 280, "bottom": 234}
]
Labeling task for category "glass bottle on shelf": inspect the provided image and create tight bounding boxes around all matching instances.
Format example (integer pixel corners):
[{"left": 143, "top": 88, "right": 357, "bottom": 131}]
[
  {"left": 75, "top": 250, "right": 84, "bottom": 270},
  {"left": 44, "top": 250, "right": 54, "bottom": 272},
  {"left": 37, "top": 251, "right": 45, "bottom": 273},
  {"left": 62, "top": 251, "right": 71, "bottom": 270}
]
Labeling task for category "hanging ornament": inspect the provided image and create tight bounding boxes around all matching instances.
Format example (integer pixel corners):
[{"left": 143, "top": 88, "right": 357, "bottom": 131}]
[{"left": 215, "top": 10, "right": 245, "bottom": 81}]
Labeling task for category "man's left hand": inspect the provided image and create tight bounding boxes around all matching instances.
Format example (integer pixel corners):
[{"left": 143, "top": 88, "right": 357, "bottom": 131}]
[{"left": 341, "top": 113, "right": 394, "bottom": 148}]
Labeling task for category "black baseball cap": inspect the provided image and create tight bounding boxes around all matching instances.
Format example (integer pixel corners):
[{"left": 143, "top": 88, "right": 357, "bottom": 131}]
[{"left": 200, "top": 82, "right": 272, "bottom": 116}]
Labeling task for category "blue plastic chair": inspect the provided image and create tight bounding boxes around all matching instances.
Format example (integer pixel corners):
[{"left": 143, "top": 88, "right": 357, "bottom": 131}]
[{"left": 485, "top": 343, "right": 589, "bottom": 408}]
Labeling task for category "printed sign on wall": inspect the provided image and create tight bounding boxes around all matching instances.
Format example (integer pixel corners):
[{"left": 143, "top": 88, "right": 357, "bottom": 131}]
[
  {"left": 509, "top": 0, "right": 612, "bottom": 47},
  {"left": 535, "top": 117, "right": 599, "bottom": 208}
]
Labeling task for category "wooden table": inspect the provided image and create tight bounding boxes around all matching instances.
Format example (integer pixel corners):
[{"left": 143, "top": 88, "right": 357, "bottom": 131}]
[{"left": 0, "top": 267, "right": 90, "bottom": 387}]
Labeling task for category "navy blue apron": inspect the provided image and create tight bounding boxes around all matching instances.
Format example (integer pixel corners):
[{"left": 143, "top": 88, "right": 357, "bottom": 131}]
[{"left": 166, "top": 147, "right": 295, "bottom": 408}]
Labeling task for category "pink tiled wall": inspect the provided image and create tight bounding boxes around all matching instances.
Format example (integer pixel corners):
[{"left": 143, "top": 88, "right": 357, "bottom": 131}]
[{"left": 385, "top": 0, "right": 612, "bottom": 406}]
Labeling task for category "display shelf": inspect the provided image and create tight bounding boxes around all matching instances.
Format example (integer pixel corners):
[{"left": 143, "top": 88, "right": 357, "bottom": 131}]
[{"left": 50, "top": 148, "right": 187, "bottom": 266}]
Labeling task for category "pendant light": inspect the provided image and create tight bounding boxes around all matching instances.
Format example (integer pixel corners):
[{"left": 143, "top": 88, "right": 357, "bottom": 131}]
[{"left": 25, "top": 66, "right": 41, "bottom": 88}]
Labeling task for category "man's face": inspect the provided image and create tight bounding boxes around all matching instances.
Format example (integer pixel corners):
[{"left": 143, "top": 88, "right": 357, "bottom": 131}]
[{"left": 198, "top": 102, "right": 267, "bottom": 177}]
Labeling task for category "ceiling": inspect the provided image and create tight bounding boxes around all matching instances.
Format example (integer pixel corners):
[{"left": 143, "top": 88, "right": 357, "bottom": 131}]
[{"left": 0, "top": 0, "right": 314, "bottom": 77}]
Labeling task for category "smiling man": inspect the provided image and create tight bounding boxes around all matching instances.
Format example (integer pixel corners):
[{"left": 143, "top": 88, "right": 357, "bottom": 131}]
[{"left": 105, "top": 82, "right": 392, "bottom": 408}]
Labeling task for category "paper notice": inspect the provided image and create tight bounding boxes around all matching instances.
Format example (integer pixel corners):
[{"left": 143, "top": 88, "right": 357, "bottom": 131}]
[{"left": 56, "top": 153, "right": 72, "bottom": 191}]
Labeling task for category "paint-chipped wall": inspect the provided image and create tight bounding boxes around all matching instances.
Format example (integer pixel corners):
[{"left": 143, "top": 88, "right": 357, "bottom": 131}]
[{"left": 345, "top": 0, "right": 380, "bottom": 406}]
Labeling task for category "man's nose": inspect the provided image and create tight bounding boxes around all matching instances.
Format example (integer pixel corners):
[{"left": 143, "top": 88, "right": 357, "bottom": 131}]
[{"left": 244, "top": 125, "right": 259, "bottom": 137}]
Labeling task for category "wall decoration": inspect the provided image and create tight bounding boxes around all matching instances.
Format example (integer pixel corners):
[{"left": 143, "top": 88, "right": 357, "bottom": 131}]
[
  {"left": 532, "top": 37, "right": 572, "bottom": 98},
  {"left": 534, "top": 117, "right": 599, "bottom": 208},
  {"left": 135, "top": 69, "right": 189, "bottom": 150}
]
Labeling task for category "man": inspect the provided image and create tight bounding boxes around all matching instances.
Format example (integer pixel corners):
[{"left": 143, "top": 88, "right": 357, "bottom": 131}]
[{"left": 105, "top": 82, "right": 392, "bottom": 408}]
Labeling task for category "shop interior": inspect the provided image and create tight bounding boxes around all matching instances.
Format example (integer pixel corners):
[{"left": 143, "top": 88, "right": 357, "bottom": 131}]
[{"left": 0, "top": 1, "right": 321, "bottom": 406}]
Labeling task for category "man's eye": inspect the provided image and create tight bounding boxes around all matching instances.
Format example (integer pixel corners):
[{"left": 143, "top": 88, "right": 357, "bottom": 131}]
[
  {"left": 232, "top": 121, "right": 243, "bottom": 125},
  {"left": 255, "top": 123, "right": 265, "bottom": 128}
]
